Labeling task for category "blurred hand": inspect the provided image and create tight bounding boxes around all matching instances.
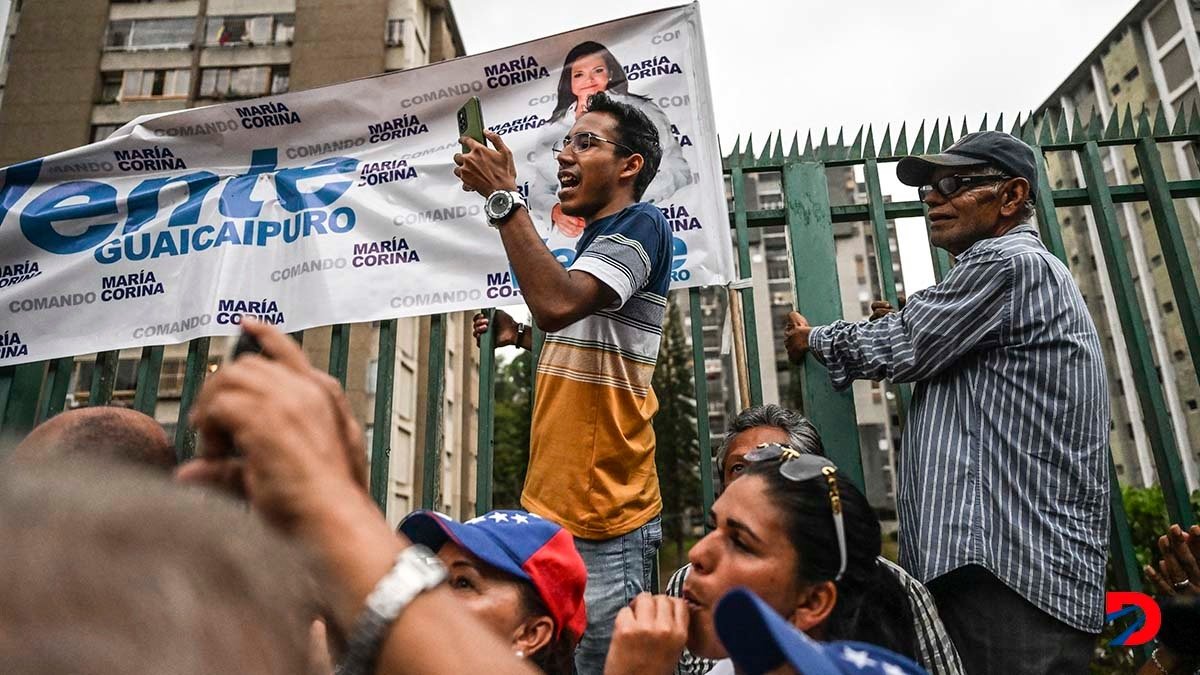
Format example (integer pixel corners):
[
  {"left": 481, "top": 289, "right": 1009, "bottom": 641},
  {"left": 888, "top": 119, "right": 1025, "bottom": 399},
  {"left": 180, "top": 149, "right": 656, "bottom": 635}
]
[
  {"left": 783, "top": 311, "right": 812, "bottom": 364},
  {"left": 604, "top": 593, "right": 689, "bottom": 675},
  {"left": 1145, "top": 523, "right": 1200, "bottom": 596},
  {"left": 176, "top": 319, "right": 367, "bottom": 532},
  {"left": 869, "top": 300, "right": 897, "bottom": 321},
  {"left": 474, "top": 309, "right": 519, "bottom": 348},
  {"left": 453, "top": 130, "right": 518, "bottom": 197}
]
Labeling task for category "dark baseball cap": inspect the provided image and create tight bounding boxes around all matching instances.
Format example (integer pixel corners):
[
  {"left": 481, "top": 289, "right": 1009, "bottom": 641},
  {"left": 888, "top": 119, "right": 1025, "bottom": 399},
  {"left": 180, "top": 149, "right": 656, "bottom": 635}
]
[{"left": 896, "top": 130, "right": 1038, "bottom": 201}]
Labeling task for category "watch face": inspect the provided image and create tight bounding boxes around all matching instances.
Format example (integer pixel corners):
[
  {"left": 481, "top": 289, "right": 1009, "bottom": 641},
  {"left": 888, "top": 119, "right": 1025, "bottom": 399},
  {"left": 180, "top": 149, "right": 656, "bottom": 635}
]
[{"left": 487, "top": 191, "right": 514, "bottom": 220}]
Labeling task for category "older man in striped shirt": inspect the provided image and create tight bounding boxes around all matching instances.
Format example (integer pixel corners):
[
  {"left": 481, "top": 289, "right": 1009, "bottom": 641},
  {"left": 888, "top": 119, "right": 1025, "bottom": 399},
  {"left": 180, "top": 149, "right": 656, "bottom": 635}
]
[{"left": 785, "top": 131, "right": 1110, "bottom": 674}]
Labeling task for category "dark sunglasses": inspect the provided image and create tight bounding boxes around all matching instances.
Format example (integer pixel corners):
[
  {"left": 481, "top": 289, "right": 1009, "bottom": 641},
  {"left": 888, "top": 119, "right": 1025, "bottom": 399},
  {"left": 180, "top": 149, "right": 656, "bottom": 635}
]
[
  {"left": 552, "top": 131, "right": 634, "bottom": 157},
  {"left": 917, "top": 174, "right": 1011, "bottom": 201},
  {"left": 743, "top": 443, "right": 846, "bottom": 582}
]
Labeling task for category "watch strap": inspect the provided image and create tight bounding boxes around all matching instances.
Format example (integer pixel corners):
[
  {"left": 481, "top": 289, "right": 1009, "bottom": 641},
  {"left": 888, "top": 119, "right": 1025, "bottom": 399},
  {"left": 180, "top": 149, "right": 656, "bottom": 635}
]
[{"left": 334, "top": 544, "right": 447, "bottom": 675}]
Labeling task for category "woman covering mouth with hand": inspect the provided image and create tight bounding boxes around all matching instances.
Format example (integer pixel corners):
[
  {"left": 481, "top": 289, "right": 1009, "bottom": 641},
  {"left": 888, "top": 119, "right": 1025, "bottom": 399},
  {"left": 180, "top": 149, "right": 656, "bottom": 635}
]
[{"left": 602, "top": 445, "right": 920, "bottom": 675}]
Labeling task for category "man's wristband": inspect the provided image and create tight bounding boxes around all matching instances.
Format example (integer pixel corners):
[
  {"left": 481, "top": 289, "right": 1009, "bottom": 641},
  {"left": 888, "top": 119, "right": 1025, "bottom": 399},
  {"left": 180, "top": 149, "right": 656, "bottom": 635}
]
[{"left": 334, "top": 544, "right": 446, "bottom": 675}]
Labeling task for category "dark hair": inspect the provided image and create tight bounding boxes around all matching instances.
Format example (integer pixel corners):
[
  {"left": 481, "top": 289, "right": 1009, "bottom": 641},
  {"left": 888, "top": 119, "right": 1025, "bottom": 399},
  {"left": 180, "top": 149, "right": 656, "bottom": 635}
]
[
  {"left": 742, "top": 461, "right": 918, "bottom": 659},
  {"left": 516, "top": 581, "right": 576, "bottom": 675},
  {"left": 551, "top": 41, "right": 629, "bottom": 121},
  {"left": 584, "top": 91, "right": 662, "bottom": 200},
  {"left": 11, "top": 406, "right": 176, "bottom": 471},
  {"left": 717, "top": 405, "right": 824, "bottom": 492}
]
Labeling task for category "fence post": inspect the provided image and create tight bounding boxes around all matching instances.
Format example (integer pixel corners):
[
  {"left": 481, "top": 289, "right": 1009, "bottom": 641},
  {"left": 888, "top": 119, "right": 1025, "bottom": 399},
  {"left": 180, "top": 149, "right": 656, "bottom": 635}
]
[
  {"left": 475, "top": 310, "right": 497, "bottom": 516},
  {"left": 132, "top": 346, "right": 164, "bottom": 416},
  {"left": 688, "top": 288, "right": 715, "bottom": 525},
  {"left": 370, "top": 319, "right": 398, "bottom": 512},
  {"left": 863, "top": 159, "right": 913, "bottom": 425},
  {"left": 783, "top": 160, "right": 864, "bottom": 489},
  {"left": 728, "top": 158, "right": 764, "bottom": 406},
  {"left": 421, "top": 314, "right": 446, "bottom": 510},
  {"left": 174, "top": 338, "right": 210, "bottom": 461},
  {"left": 0, "top": 362, "right": 43, "bottom": 441},
  {"left": 1078, "top": 140, "right": 1194, "bottom": 526},
  {"left": 37, "top": 356, "right": 74, "bottom": 423}
]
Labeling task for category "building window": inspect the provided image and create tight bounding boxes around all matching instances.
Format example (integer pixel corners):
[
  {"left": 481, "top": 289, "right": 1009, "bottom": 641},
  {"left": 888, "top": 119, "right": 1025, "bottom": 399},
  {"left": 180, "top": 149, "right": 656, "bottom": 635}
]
[
  {"left": 1160, "top": 42, "right": 1193, "bottom": 92},
  {"left": 1164, "top": 301, "right": 1175, "bottom": 313},
  {"left": 105, "top": 18, "right": 195, "bottom": 51},
  {"left": 121, "top": 68, "right": 191, "bottom": 100},
  {"left": 206, "top": 15, "right": 294, "bottom": 47},
  {"left": 1174, "top": 349, "right": 1187, "bottom": 361},
  {"left": 91, "top": 124, "right": 121, "bottom": 143},
  {"left": 1124, "top": 66, "right": 1140, "bottom": 82},
  {"left": 366, "top": 358, "right": 378, "bottom": 394},
  {"left": 1125, "top": 422, "right": 1135, "bottom": 439},
  {"left": 386, "top": 18, "right": 405, "bottom": 47},
  {"left": 99, "top": 72, "right": 123, "bottom": 104},
  {"left": 1149, "top": 0, "right": 1182, "bottom": 46},
  {"left": 1188, "top": 399, "right": 1198, "bottom": 410},
  {"left": 199, "top": 65, "right": 287, "bottom": 99},
  {"left": 1151, "top": 253, "right": 1164, "bottom": 266}
]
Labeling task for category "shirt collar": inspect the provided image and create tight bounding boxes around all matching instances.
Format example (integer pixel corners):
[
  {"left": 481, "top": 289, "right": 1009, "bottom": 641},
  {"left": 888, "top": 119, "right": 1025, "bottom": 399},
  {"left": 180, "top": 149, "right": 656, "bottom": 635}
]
[{"left": 959, "top": 221, "right": 1038, "bottom": 257}]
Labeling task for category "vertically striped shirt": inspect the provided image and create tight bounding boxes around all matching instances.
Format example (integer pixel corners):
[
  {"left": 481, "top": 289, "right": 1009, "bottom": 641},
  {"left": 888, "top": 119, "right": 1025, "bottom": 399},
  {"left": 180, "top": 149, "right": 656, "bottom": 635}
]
[
  {"left": 808, "top": 223, "right": 1111, "bottom": 632},
  {"left": 524, "top": 202, "right": 671, "bottom": 539}
]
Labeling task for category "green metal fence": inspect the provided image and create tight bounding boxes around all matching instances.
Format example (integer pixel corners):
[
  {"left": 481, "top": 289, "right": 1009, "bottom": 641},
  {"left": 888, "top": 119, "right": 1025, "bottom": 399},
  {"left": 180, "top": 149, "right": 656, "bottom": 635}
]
[{"left": 1, "top": 105, "right": 1198, "bottom": 615}]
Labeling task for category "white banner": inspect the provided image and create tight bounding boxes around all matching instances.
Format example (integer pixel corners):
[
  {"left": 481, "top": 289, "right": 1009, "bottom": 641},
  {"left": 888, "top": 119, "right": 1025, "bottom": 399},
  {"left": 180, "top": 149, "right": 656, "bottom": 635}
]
[{"left": 0, "top": 3, "right": 732, "bottom": 366}]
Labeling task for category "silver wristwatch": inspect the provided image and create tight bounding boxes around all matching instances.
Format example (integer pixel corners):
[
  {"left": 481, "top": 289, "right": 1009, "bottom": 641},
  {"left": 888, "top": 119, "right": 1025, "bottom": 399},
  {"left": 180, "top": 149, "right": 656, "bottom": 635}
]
[
  {"left": 484, "top": 189, "right": 527, "bottom": 227},
  {"left": 334, "top": 544, "right": 447, "bottom": 675}
]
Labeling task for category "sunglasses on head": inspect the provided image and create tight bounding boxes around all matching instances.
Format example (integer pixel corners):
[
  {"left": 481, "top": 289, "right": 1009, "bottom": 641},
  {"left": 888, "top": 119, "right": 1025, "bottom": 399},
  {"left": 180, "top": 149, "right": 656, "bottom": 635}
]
[
  {"left": 917, "top": 173, "right": 1011, "bottom": 201},
  {"left": 552, "top": 131, "right": 634, "bottom": 157},
  {"left": 743, "top": 443, "right": 846, "bottom": 582}
]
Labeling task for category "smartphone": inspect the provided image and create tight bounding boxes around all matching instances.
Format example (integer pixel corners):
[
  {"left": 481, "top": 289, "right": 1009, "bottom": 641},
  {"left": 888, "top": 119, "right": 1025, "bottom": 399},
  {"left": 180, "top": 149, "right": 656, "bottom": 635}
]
[
  {"left": 457, "top": 96, "right": 485, "bottom": 154},
  {"left": 228, "top": 329, "right": 264, "bottom": 361}
]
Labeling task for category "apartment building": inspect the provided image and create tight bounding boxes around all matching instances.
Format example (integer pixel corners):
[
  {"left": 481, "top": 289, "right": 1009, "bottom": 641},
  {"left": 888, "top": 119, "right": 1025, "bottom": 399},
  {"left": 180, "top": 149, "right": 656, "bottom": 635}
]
[
  {"left": 0, "top": 0, "right": 480, "bottom": 523},
  {"left": 1037, "top": 0, "right": 1200, "bottom": 490}
]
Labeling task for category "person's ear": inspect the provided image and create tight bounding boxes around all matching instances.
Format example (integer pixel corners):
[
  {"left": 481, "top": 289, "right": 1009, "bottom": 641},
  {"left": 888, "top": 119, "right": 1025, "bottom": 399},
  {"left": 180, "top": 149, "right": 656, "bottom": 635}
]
[
  {"left": 998, "top": 177, "right": 1031, "bottom": 219},
  {"left": 619, "top": 152, "right": 645, "bottom": 184},
  {"left": 786, "top": 580, "right": 837, "bottom": 635},
  {"left": 511, "top": 614, "right": 554, "bottom": 659}
]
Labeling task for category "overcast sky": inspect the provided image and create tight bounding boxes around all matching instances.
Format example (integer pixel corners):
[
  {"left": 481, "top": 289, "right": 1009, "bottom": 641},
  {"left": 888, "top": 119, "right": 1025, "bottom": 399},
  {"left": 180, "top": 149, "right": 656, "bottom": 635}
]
[{"left": 451, "top": 0, "right": 1138, "bottom": 295}]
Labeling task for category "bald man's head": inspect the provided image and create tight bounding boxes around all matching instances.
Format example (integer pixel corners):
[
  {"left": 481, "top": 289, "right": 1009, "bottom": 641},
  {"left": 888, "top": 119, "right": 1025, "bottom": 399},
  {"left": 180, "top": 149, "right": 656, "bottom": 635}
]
[{"left": 11, "top": 407, "right": 175, "bottom": 471}]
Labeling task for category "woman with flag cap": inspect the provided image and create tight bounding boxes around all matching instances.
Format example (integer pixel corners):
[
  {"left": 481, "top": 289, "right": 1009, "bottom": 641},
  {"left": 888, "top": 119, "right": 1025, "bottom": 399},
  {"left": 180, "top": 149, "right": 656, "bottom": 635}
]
[{"left": 398, "top": 508, "right": 587, "bottom": 675}]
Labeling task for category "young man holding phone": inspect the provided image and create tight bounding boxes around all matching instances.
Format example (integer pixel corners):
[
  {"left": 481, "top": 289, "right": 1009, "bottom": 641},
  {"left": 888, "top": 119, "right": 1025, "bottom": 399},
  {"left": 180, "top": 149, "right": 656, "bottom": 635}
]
[{"left": 453, "top": 91, "right": 670, "bottom": 674}]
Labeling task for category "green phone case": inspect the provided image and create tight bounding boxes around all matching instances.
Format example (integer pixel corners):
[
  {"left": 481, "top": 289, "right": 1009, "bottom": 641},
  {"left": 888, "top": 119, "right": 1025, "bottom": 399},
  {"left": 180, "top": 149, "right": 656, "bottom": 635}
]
[{"left": 457, "top": 96, "right": 485, "bottom": 154}]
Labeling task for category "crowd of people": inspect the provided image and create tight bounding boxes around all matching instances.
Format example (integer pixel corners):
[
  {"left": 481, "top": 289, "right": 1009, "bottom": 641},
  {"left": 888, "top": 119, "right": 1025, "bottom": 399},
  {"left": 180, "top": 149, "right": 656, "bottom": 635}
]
[{"left": 2, "top": 89, "right": 1198, "bottom": 675}]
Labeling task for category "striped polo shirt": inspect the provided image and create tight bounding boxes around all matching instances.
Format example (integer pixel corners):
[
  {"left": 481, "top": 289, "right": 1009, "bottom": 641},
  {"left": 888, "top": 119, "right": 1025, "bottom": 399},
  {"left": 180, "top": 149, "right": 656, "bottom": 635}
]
[
  {"left": 808, "top": 223, "right": 1111, "bottom": 632},
  {"left": 523, "top": 202, "right": 671, "bottom": 540}
]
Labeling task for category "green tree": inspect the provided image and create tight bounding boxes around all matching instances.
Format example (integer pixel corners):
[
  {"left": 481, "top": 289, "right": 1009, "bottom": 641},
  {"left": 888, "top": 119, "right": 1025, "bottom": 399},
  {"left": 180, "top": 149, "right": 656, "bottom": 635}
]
[
  {"left": 490, "top": 351, "right": 534, "bottom": 510},
  {"left": 652, "top": 297, "right": 701, "bottom": 563}
]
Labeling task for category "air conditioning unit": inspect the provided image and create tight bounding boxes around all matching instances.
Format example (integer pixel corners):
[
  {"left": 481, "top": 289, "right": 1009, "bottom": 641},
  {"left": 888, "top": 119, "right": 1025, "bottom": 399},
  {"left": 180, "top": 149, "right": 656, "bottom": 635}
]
[{"left": 385, "top": 18, "right": 405, "bottom": 47}]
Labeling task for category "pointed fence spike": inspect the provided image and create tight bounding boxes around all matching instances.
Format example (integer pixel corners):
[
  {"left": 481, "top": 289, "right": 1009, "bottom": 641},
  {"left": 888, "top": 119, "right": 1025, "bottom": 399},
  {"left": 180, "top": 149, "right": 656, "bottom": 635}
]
[
  {"left": 1087, "top": 108, "right": 1103, "bottom": 141},
  {"left": 996, "top": 112, "right": 1006, "bottom": 132},
  {"left": 728, "top": 136, "right": 741, "bottom": 167},
  {"left": 1068, "top": 108, "right": 1085, "bottom": 142},
  {"left": 1189, "top": 102, "right": 1200, "bottom": 134},
  {"left": 1040, "top": 112, "right": 1056, "bottom": 145},
  {"left": 878, "top": 124, "right": 893, "bottom": 158},
  {"left": 911, "top": 120, "right": 926, "bottom": 155},
  {"left": 848, "top": 125, "right": 864, "bottom": 159},
  {"left": 1103, "top": 108, "right": 1122, "bottom": 140},
  {"left": 1052, "top": 110, "right": 1069, "bottom": 144},
  {"left": 1137, "top": 107, "right": 1153, "bottom": 136},
  {"left": 754, "top": 131, "right": 771, "bottom": 165},
  {"left": 743, "top": 132, "right": 756, "bottom": 162},
  {"left": 772, "top": 130, "right": 784, "bottom": 162},
  {"left": 1018, "top": 112, "right": 1033, "bottom": 143},
  {"left": 816, "top": 128, "right": 831, "bottom": 161},
  {"left": 1173, "top": 105, "right": 1189, "bottom": 135},
  {"left": 894, "top": 123, "right": 909, "bottom": 156},
  {"left": 1009, "top": 112, "right": 1021, "bottom": 136},
  {"left": 978, "top": 113, "right": 989, "bottom": 132},
  {"left": 863, "top": 126, "right": 877, "bottom": 159},
  {"left": 831, "top": 127, "right": 845, "bottom": 160},
  {"left": 801, "top": 131, "right": 815, "bottom": 160},
  {"left": 960, "top": 115, "right": 969, "bottom": 137},
  {"left": 1119, "top": 104, "right": 1135, "bottom": 137},
  {"left": 927, "top": 119, "right": 943, "bottom": 154},
  {"left": 944, "top": 116, "right": 957, "bottom": 146},
  {"left": 787, "top": 132, "right": 800, "bottom": 160},
  {"left": 1153, "top": 105, "right": 1170, "bottom": 135}
]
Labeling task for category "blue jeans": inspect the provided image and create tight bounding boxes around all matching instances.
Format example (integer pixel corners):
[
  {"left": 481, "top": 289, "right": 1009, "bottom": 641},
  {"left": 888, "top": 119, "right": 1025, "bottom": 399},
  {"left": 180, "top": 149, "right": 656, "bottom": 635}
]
[{"left": 572, "top": 515, "right": 662, "bottom": 675}]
